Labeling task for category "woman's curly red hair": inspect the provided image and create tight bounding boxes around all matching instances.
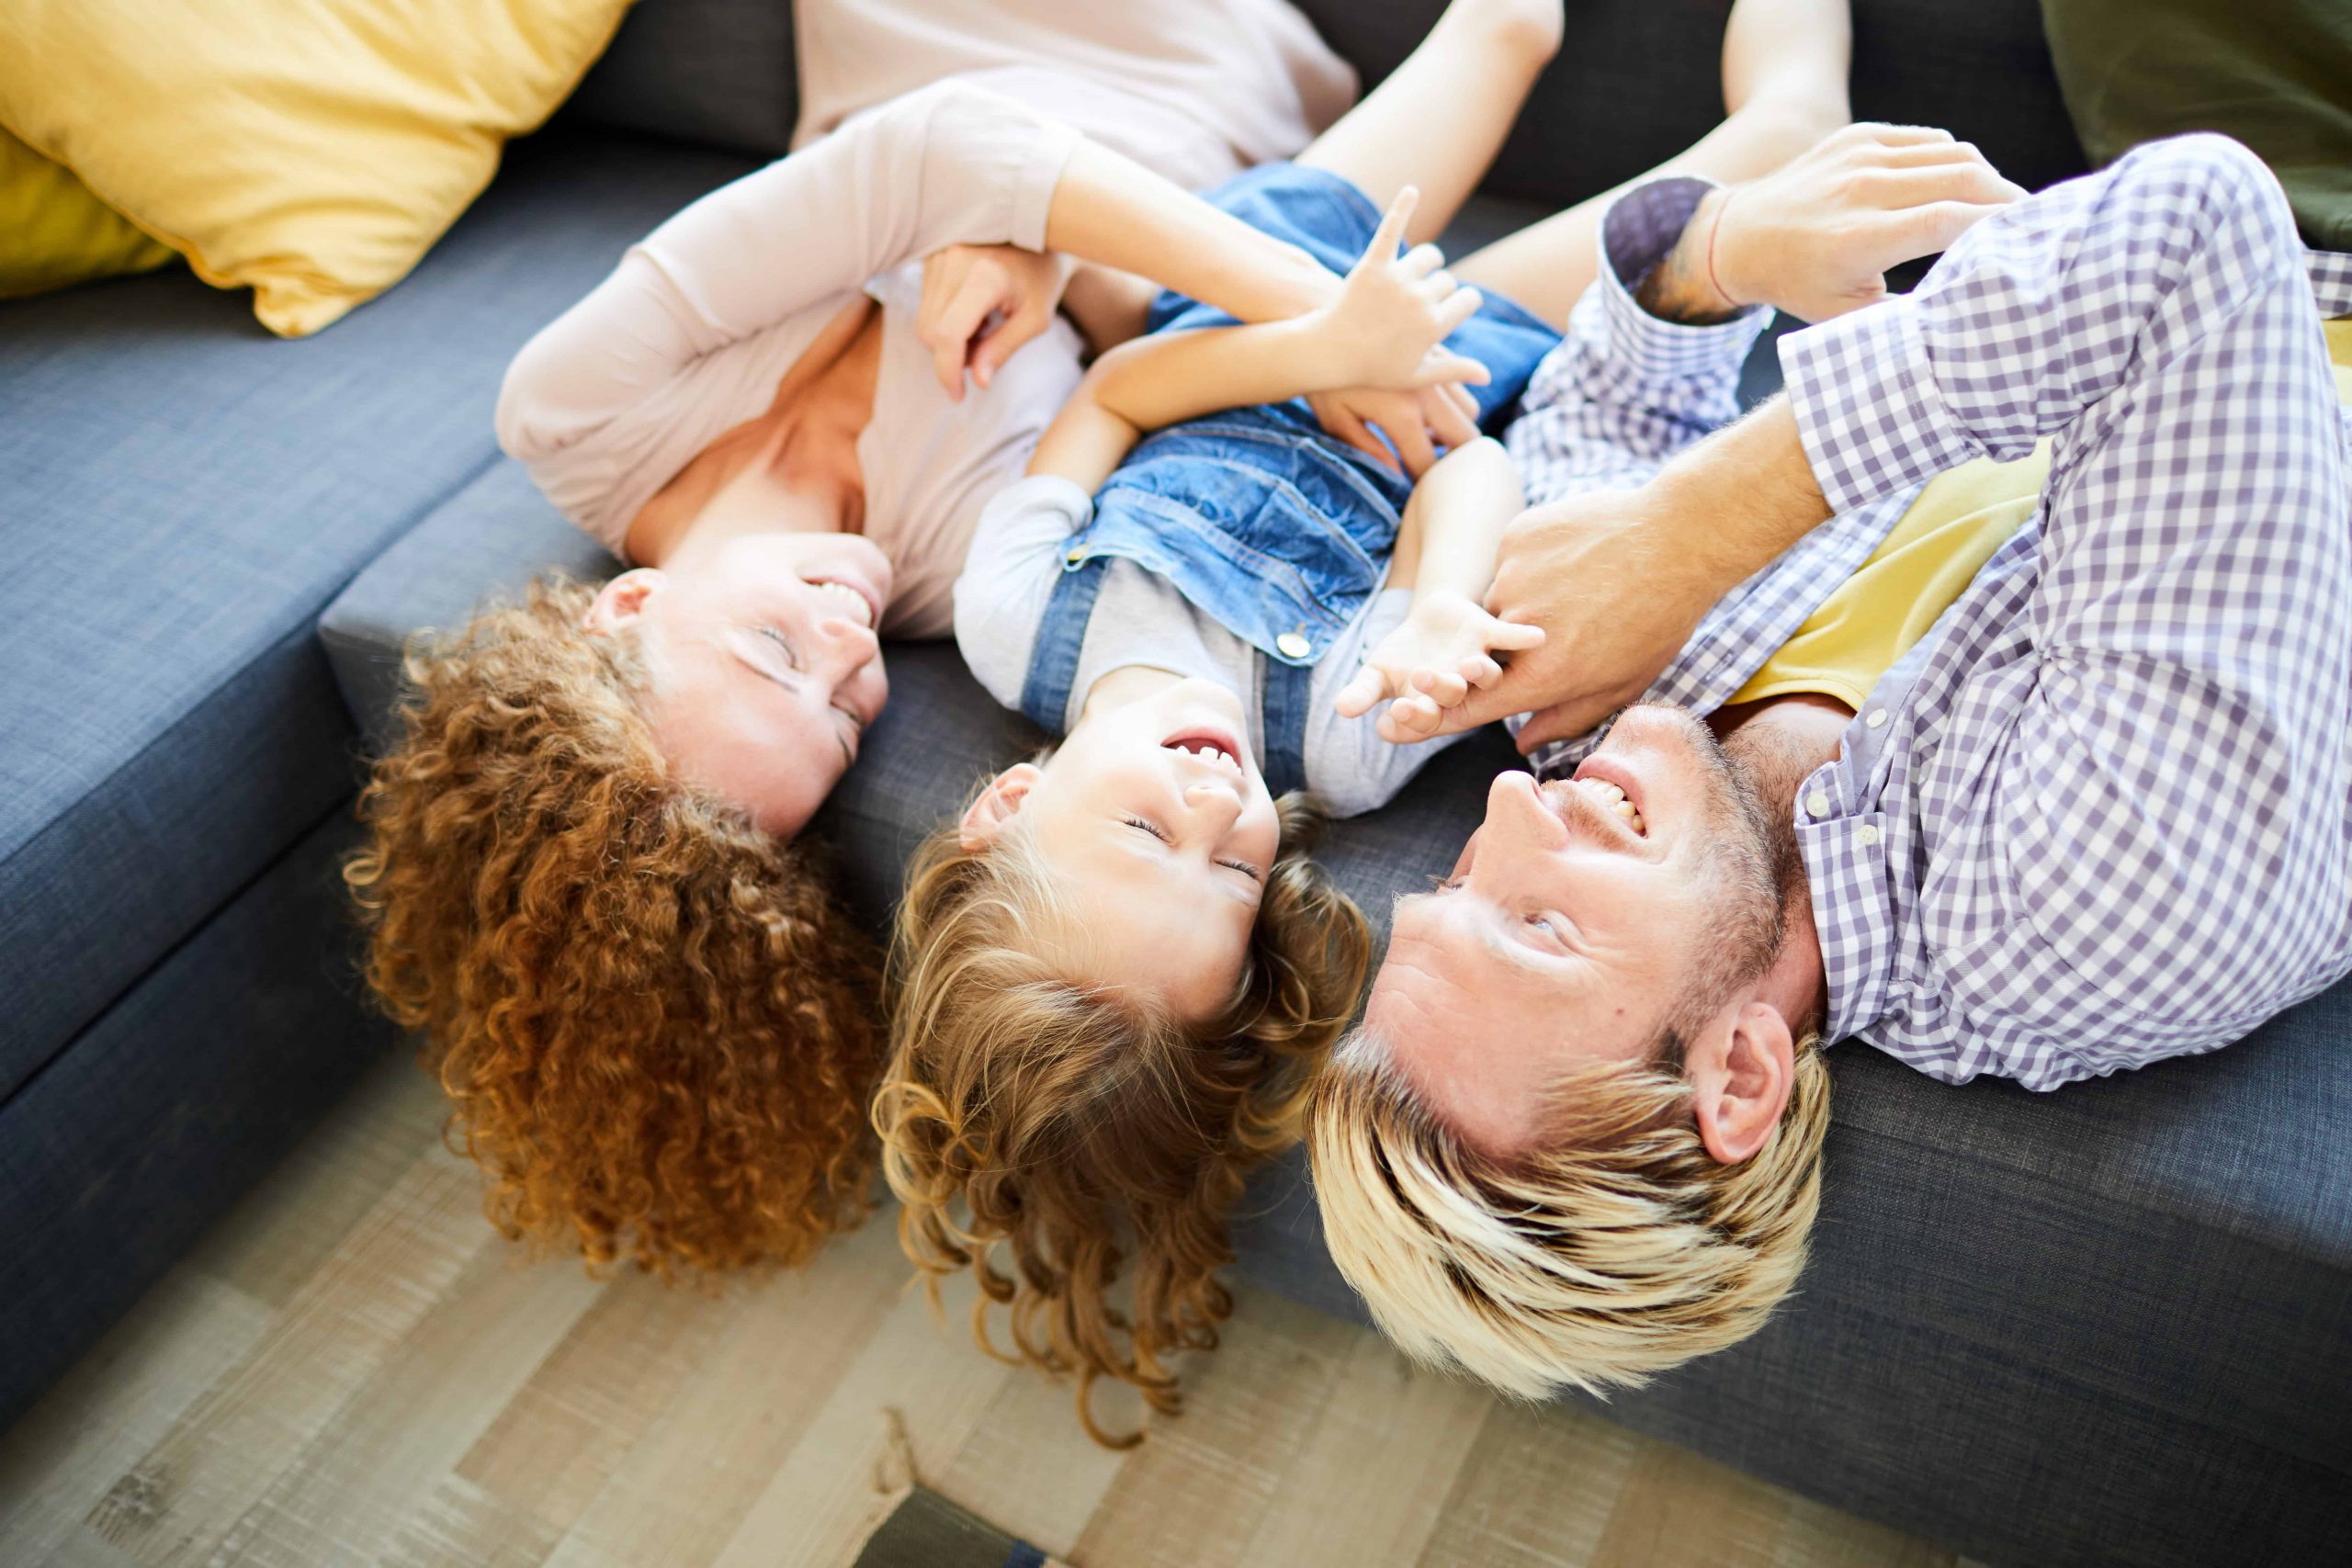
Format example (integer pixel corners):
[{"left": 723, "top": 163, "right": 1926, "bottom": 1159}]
[{"left": 345, "top": 575, "right": 880, "bottom": 1275}]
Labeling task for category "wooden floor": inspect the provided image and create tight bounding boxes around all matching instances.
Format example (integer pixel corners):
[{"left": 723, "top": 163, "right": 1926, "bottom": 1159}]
[{"left": 1, "top": 1050, "right": 1973, "bottom": 1568}]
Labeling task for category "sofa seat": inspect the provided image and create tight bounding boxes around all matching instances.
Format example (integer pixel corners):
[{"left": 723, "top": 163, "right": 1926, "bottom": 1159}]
[{"left": 0, "top": 130, "right": 758, "bottom": 1105}]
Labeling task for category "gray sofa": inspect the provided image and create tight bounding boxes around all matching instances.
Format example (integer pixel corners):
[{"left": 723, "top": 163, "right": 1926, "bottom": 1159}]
[{"left": 6, "top": 2, "right": 2345, "bottom": 1564}]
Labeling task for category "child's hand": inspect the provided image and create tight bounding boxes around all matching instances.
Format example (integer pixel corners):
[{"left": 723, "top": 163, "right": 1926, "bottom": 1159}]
[
  {"left": 1315, "top": 187, "right": 1491, "bottom": 395},
  {"left": 1309, "top": 382, "right": 1481, "bottom": 477},
  {"left": 1334, "top": 591, "right": 1545, "bottom": 743}
]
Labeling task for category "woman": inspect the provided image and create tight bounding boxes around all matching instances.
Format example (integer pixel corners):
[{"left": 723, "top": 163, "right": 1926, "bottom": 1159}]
[{"left": 345, "top": 0, "right": 1465, "bottom": 1280}]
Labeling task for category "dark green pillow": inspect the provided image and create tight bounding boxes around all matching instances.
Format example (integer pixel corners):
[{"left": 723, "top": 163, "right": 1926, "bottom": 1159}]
[{"left": 2041, "top": 0, "right": 2352, "bottom": 250}]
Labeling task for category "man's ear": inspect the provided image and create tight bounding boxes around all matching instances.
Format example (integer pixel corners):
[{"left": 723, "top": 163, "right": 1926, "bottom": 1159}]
[
  {"left": 583, "top": 568, "right": 666, "bottom": 634},
  {"left": 958, "top": 763, "right": 1042, "bottom": 851},
  {"left": 1686, "top": 1000, "right": 1796, "bottom": 1165}
]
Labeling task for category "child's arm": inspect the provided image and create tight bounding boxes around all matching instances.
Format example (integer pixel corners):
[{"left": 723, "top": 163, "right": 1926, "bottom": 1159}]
[
  {"left": 1028, "top": 188, "right": 1490, "bottom": 493},
  {"left": 1335, "top": 437, "right": 1546, "bottom": 743}
]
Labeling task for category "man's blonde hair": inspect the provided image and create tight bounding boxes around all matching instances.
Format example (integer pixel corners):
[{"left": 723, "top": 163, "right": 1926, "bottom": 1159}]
[
  {"left": 1305, "top": 1027, "right": 1830, "bottom": 1400},
  {"left": 875, "top": 787, "right": 1368, "bottom": 1446}
]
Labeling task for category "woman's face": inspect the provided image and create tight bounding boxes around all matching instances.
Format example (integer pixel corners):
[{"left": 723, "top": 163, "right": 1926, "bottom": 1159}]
[
  {"left": 961, "top": 677, "right": 1283, "bottom": 1021},
  {"left": 586, "top": 533, "right": 894, "bottom": 836}
]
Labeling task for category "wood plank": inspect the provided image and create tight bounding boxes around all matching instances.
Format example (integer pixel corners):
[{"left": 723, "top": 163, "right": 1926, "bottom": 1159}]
[
  {"left": 708, "top": 1258, "right": 1017, "bottom": 1568},
  {"left": 1235, "top": 1331, "right": 1492, "bottom": 1568},
  {"left": 1418, "top": 1398, "right": 1647, "bottom": 1568},
  {"left": 1589, "top": 1440, "right": 1789, "bottom": 1568},
  {"left": 1772, "top": 1495, "right": 1958, "bottom": 1568},
  {"left": 929, "top": 1347, "right": 1131, "bottom": 1560},
  {"left": 538, "top": 1217, "right": 913, "bottom": 1568},
  {"left": 0, "top": 1271, "right": 270, "bottom": 1567},
  {"left": 190, "top": 1048, "right": 451, "bottom": 1309},
  {"left": 1068, "top": 1284, "right": 1359, "bottom": 1568},
  {"left": 382, "top": 1475, "right": 562, "bottom": 1568},
  {"left": 454, "top": 1266, "right": 753, "bottom": 1541},
  {"left": 84, "top": 1145, "right": 502, "bottom": 1567},
  {"left": 194, "top": 1235, "right": 603, "bottom": 1566}
]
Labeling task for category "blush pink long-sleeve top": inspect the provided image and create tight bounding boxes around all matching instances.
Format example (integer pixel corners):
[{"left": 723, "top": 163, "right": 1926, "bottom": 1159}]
[{"left": 494, "top": 5, "right": 1352, "bottom": 638}]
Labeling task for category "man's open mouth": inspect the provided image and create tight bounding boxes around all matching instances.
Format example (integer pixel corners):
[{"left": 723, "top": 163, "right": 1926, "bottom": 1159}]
[{"left": 1566, "top": 765, "right": 1646, "bottom": 837}]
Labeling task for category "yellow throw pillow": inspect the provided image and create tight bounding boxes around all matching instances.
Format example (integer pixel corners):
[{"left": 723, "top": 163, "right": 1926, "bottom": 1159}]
[
  {"left": 0, "top": 0, "right": 635, "bottom": 336},
  {"left": 0, "top": 126, "right": 177, "bottom": 300}
]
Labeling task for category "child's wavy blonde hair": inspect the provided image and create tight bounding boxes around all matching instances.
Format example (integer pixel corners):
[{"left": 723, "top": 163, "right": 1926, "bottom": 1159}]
[
  {"left": 874, "top": 783, "right": 1369, "bottom": 1446},
  {"left": 345, "top": 576, "right": 881, "bottom": 1279}
]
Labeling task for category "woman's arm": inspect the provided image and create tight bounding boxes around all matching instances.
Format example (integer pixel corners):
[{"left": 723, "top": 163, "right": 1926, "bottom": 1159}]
[{"left": 503, "top": 81, "right": 1102, "bottom": 457}]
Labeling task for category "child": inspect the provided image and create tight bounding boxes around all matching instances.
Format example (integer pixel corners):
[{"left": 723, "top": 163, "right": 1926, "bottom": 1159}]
[{"left": 875, "top": 0, "right": 1854, "bottom": 1443}]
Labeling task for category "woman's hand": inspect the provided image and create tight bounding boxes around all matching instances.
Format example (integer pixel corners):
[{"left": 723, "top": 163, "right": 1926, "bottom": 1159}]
[
  {"left": 916, "top": 243, "right": 1074, "bottom": 400},
  {"left": 1310, "top": 188, "right": 1490, "bottom": 394},
  {"left": 1335, "top": 590, "right": 1546, "bottom": 743},
  {"left": 1308, "top": 383, "right": 1482, "bottom": 477}
]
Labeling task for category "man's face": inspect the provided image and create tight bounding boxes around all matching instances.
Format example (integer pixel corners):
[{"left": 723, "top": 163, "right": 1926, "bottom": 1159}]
[{"left": 1369, "top": 705, "right": 1788, "bottom": 1156}]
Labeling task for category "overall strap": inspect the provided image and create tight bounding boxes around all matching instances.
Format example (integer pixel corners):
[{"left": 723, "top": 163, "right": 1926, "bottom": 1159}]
[
  {"left": 1259, "top": 655, "right": 1315, "bottom": 800},
  {"left": 1017, "top": 558, "right": 1109, "bottom": 733}
]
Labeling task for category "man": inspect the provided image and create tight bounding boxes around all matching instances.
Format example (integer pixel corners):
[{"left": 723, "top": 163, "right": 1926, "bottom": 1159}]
[{"left": 1306, "top": 126, "right": 2352, "bottom": 1399}]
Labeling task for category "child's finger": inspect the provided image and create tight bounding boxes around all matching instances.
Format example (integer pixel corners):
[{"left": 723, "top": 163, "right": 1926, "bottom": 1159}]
[
  {"left": 1483, "top": 615, "right": 1547, "bottom": 652},
  {"left": 1411, "top": 348, "right": 1491, "bottom": 389},
  {"left": 1382, "top": 694, "right": 1442, "bottom": 742},
  {"left": 1417, "top": 668, "right": 1469, "bottom": 706},
  {"left": 1384, "top": 413, "right": 1438, "bottom": 478},
  {"left": 1397, "top": 243, "right": 1446, "bottom": 280},
  {"left": 1424, "top": 388, "right": 1479, "bottom": 448},
  {"left": 1368, "top": 186, "right": 1420, "bottom": 262},
  {"left": 1433, "top": 286, "right": 1484, "bottom": 337},
  {"left": 1333, "top": 664, "right": 1392, "bottom": 717},
  {"left": 1417, "top": 270, "right": 1458, "bottom": 303},
  {"left": 1460, "top": 654, "right": 1501, "bottom": 687},
  {"left": 1324, "top": 406, "right": 1399, "bottom": 473}
]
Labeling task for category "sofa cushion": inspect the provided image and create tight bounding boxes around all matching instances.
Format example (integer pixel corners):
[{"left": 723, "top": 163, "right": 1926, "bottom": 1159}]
[
  {"left": 568, "top": 0, "right": 801, "bottom": 156},
  {"left": 0, "top": 130, "right": 757, "bottom": 1104}
]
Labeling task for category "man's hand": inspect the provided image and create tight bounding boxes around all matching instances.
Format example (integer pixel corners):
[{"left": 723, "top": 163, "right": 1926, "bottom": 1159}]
[
  {"left": 1698, "top": 123, "right": 2027, "bottom": 323},
  {"left": 1335, "top": 591, "right": 1546, "bottom": 743},
  {"left": 1308, "top": 383, "right": 1482, "bottom": 477},
  {"left": 1463, "top": 490, "right": 1721, "bottom": 750},
  {"left": 1310, "top": 187, "right": 1490, "bottom": 393},
  {"left": 917, "top": 243, "right": 1073, "bottom": 400}
]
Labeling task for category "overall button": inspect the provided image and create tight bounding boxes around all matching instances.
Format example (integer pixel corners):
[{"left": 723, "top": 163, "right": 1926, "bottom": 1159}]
[
  {"left": 1064, "top": 547, "right": 1085, "bottom": 565},
  {"left": 1805, "top": 789, "right": 1832, "bottom": 819},
  {"left": 1276, "top": 631, "right": 1313, "bottom": 660}
]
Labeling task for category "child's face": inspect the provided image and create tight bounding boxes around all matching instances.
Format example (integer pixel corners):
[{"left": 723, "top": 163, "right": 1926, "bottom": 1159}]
[{"left": 962, "top": 677, "right": 1283, "bottom": 1021}]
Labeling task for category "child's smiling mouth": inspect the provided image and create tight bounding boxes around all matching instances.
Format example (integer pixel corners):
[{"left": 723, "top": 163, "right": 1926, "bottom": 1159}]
[{"left": 1162, "top": 728, "right": 1247, "bottom": 776}]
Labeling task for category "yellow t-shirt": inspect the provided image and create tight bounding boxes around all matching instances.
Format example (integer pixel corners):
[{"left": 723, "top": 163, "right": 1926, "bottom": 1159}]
[{"left": 1732, "top": 315, "right": 2352, "bottom": 710}]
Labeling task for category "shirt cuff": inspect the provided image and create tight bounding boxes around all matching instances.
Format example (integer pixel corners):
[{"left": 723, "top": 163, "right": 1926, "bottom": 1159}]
[
  {"left": 1590, "top": 177, "right": 1770, "bottom": 385},
  {"left": 1778, "top": 297, "right": 1984, "bottom": 516},
  {"left": 1005, "top": 119, "right": 1082, "bottom": 254}
]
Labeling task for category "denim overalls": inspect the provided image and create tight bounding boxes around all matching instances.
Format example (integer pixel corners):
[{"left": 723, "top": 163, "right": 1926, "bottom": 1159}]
[{"left": 1016, "top": 164, "right": 1561, "bottom": 796}]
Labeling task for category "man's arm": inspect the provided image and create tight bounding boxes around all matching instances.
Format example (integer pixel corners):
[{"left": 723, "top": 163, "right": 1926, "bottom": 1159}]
[
  {"left": 1798, "top": 134, "right": 2350, "bottom": 1068},
  {"left": 1448, "top": 126, "right": 2023, "bottom": 748}
]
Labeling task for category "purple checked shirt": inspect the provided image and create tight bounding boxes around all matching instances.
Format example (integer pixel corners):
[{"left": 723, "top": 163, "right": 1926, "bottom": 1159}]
[{"left": 1503, "top": 135, "right": 2352, "bottom": 1089}]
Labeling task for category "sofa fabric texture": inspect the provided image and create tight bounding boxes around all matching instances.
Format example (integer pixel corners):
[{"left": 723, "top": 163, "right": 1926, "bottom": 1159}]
[{"left": 6, "top": 2, "right": 2342, "bottom": 1565}]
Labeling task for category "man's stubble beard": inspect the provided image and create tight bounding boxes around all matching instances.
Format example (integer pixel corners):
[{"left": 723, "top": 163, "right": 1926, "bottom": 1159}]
[{"left": 1671, "top": 715, "right": 1813, "bottom": 1034}]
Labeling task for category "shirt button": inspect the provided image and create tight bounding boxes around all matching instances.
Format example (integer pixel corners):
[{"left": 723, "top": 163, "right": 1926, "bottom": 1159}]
[
  {"left": 1865, "top": 708, "right": 1889, "bottom": 729},
  {"left": 1276, "top": 631, "right": 1313, "bottom": 660},
  {"left": 1856, "top": 823, "right": 1881, "bottom": 848},
  {"left": 1805, "top": 790, "right": 1832, "bottom": 819}
]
